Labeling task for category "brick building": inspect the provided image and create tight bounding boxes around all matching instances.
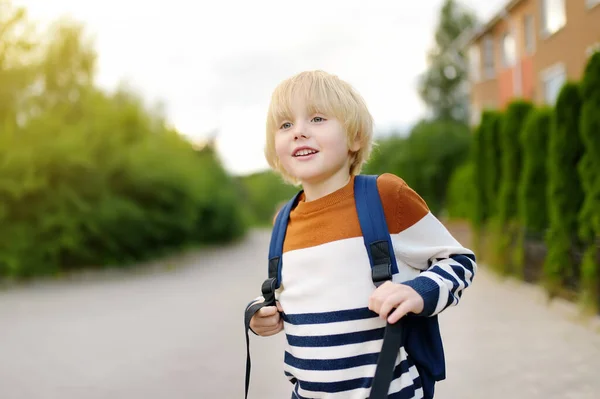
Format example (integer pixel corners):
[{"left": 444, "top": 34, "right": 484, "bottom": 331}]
[{"left": 466, "top": 0, "right": 600, "bottom": 125}]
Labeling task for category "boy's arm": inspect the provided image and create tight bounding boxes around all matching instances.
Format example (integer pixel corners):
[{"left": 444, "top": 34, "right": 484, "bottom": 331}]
[{"left": 390, "top": 183, "right": 477, "bottom": 317}]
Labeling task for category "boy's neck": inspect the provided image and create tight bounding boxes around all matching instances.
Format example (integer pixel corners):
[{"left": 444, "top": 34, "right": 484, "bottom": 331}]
[{"left": 301, "top": 171, "right": 352, "bottom": 202}]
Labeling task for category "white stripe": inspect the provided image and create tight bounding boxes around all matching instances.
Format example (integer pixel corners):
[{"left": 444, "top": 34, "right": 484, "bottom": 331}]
[
  {"left": 390, "top": 212, "right": 474, "bottom": 271},
  {"left": 285, "top": 363, "right": 384, "bottom": 384},
  {"left": 293, "top": 365, "right": 420, "bottom": 399},
  {"left": 285, "top": 339, "right": 384, "bottom": 360},
  {"left": 277, "top": 237, "right": 376, "bottom": 315}
]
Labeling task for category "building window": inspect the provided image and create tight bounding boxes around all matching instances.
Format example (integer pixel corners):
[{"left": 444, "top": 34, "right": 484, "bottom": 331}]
[
  {"left": 541, "top": 63, "right": 566, "bottom": 105},
  {"left": 587, "top": 0, "right": 600, "bottom": 9},
  {"left": 501, "top": 32, "right": 516, "bottom": 67},
  {"left": 586, "top": 42, "right": 600, "bottom": 57},
  {"left": 483, "top": 35, "right": 495, "bottom": 79},
  {"left": 524, "top": 15, "right": 535, "bottom": 54},
  {"left": 470, "top": 103, "right": 481, "bottom": 127},
  {"left": 468, "top": 45, "right": 481, "bottom": 82},
  {"left": 540, "top": 0, "right": 566, "bottom": 36}
]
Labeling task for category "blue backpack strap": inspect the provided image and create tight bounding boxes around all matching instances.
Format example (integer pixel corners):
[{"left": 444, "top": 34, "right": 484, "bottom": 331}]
[
  {"left": 354, "top": 174, "right": 404, "bottom": 399},
  {"left": 268, "top": 191, "right": 303, "bottom": 291},
  {"left": 244, "top": 190, "right": 302, "bottom": 399},
  {"left": 354, "top": 174, "right": 399, "bottom": 283},
  {"left": 355, "top": 175, "right": 442, "bottom": 399}
]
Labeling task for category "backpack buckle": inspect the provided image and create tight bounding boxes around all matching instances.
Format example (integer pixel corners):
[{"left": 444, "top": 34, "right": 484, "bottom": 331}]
[
  {"left": 372, "top": 261, "right": 392, "bottom": 287},
  {"left": 261, "top": 277, "right": 278, "bottom": 306}
]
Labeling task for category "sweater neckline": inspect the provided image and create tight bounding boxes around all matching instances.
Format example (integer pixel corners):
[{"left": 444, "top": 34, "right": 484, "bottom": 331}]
[{"left": 293, "top": 176, "right": 355, "bottom": 215}]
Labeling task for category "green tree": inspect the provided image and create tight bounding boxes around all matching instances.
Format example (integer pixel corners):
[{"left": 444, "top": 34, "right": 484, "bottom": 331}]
[
  {"left": 482, "top": 111, "right": 503, "bottom": 218},
  {"left": 514, "top": 107, "right": 552, "bottom": 278},
  {"left": 0, "top": 6, "right": 247, "bottom": 280},
  {"left": 364, "top": 120, "right": 471, "bottom": 214},
  {"left": 493, "top": 100, "right": 534, "bottom": 274},
  {"left": 544, "top": 82, "right": 584, "bottom": 296},
  {"left": 446, "top": 161, "right": 474, "bottom": 220},
  {"left": 578, "top": 51, "right": 600, "bottom": 310},
  {"left": 0, "top": 0, "right": 38, "bottom": 129},
  {"left": 238, "top": 171, "right": 298, "bottom": 226},
  {"left": 418, "top": 0, "right": 477, "bottom": 123}
]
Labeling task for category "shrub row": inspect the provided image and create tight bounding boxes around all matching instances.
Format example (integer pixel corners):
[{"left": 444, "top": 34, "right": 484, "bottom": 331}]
[{"left": 451, "top": 51, "right": 600, "bottom": 311}]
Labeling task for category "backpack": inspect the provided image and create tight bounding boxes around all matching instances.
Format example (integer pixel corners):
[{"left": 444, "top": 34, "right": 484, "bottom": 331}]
[{"left": 244, "top": 174, "right": 446, "bottom": 399}]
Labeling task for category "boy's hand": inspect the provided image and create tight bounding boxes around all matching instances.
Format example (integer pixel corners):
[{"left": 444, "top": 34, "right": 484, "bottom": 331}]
[
  {"left": 250, "top": 301, "right": 284, "bottom": 336},
  {"left": 368, "top": 282, "right": 424, "bottom": 324}
]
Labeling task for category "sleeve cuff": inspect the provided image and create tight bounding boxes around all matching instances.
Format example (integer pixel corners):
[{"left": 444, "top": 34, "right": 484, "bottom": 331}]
[{"left": 401, "top": 276, "right": 440, "bottom": 317}]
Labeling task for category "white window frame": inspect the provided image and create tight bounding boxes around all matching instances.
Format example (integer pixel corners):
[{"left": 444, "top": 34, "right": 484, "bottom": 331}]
[
  {"left": 523, "top": 14, "right": 536, "bottom": 54},
  {"left": 586, "top": 0, "right": 600, "bottom": 10},
  {"left": 540, "top": 0, "right": 566, "bottom": 37},
  {"left": 501, "top": 32, "right": 517, "bottom": 68},
  {"left": 483, "top": 35, "right": 496, "bottom": 79},
  {"left": 540, "top": 63, "right": 566, "bottom": 105},
  {"left": 468, "top": 45, "right": 481, "bottom": 82},
  {"left": 586, "top": 42, "right": 600, "bottom": 57}
]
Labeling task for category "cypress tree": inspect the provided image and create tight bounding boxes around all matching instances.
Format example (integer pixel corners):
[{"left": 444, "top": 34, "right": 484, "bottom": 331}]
[
  {"left": 578, "top": 51, "right": 600, "bottom": 310},
  {"left": 514, "top": 107, "right": 552, "bottom": 279},
  {"left": 544, "top": 82, "right": 584, "bottom": 296},
  {"left": 493, "top": 100, "right": 534, "bottom": 274}
]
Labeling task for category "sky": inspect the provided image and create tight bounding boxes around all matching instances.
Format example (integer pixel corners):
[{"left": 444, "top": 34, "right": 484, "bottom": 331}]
[{"left": 13, "top": 0, "right": 506, "bottom": 175}]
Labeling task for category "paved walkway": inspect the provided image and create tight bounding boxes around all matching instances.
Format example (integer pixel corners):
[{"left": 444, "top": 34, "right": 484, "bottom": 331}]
[{"left": 0, "top": 229, "right": 599, "bottom": 399}]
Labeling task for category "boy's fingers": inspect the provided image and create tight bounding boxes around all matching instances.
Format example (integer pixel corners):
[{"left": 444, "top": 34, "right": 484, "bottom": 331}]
[
  {"left": 276, "top": 301, "right": 284, "bottom": 312},
  {"left": 262, "top": 320, "right": 284, "bottom": 336},
  {"left": 254, "top": 313, "right": 280, "bottom": 327},
  {"left": 387, "top": 301, "right": 412, "bottom": 324},
  {"left": 258, "top": 306, "right": 278, "bottom": 317}
]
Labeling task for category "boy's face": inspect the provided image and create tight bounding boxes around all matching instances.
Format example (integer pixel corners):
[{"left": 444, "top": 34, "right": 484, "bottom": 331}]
[{"left": 274, "top": 96, "right": 360, "bottom": 187}]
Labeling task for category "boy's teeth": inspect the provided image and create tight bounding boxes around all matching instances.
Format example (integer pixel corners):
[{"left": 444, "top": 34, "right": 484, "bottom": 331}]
[{"left": 295, "top": 149, "right": 316, "bottom": 156}]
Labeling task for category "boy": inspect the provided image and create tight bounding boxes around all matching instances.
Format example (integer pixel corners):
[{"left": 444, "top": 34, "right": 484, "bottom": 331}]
[{"left": 247, "top": 70, "right": 476, "bottom": 398}]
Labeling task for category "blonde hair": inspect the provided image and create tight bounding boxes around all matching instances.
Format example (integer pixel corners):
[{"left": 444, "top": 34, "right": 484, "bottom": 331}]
[{"left": 264, "top": 70, "right": 374, "bottom": 185}]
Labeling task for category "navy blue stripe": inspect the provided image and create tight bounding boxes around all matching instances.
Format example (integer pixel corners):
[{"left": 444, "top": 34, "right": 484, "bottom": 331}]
[
  {"left": 450, "top": 253, "right": 476, "bottom": 274},
  {"left": 286, "top": 327, "right": 385, "bottom": 347},
  {"left": 429, "top": 265, "right": 459, "bottom": 289},
  {"left": 296, "top": 358, "right": 411, "bottom": 394},
  {"left": 285, "top": 351, "right": 381, "bottom": 370},
  {"left": 282, "top": 307, "right": 378, "bottom": 325}
]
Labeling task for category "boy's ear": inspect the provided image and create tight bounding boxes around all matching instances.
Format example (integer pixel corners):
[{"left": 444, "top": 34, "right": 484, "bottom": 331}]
[{"left": 349, "top": 136, "right": 361, "bottom": 152}]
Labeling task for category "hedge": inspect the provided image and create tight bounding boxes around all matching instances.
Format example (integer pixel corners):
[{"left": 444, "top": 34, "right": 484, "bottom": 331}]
[
  {"left": 493, "top": 100, "right": 534, "bottom": 274},
  {"left": 514, "top": 107, "right": 552, "bottom": 279},
  {"left": 544, "top": 82, "right": 584, "bottom": 295},
  {"left": 0, "top": 90, "right": 246, "bottom": 280},
  {"left": 578, "top": 51, "right": 600, "bottom": 309},
  {"left": 482, "top": 111, "right": 503, "bottom": 219}
]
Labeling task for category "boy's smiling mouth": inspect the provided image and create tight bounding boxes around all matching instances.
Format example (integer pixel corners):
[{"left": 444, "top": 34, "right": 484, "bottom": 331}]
[{"left": 293, "top": 146, "right": 319, "bottom": 157}]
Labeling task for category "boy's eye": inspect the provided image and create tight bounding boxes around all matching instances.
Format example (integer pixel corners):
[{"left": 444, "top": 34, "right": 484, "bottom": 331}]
[
  {"left": 312, "top": 116, "right": 326, "bottom": 123},
  {"left": 280, "top": 122, "right": 292, "bottom": 129}
]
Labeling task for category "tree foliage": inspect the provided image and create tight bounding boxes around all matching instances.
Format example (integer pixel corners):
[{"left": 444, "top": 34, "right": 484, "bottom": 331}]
[
  {"left": 578, "top": 51, "right": 600, "bottom": 308},
  {"left": 418, "top": 0, "right": 477, "bottom": 123},
  {"left": 497, "top": 100, "right": 534, "bottom": 226},
  {"left": 0, "top": 2, "right": 246, "bottom": 279},
  {"left": 365, "top": 120, "right": 471, "bottom": 215},
  {"left": 544, "top": 82, "right": 584, "bottom": 294}
]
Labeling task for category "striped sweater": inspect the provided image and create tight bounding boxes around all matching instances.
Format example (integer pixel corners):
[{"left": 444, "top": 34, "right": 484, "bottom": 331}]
[{"left": 258, "top": 173, "right": 476, "bottom": 398}]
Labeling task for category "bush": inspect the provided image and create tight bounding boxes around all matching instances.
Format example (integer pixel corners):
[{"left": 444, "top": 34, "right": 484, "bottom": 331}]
[
  {"left": 578, "top": 51, "right": 600, "bottom": 310},
  {"left": 0, "top": 90, "right": 247, "bottom": 279},
  {"left": 471, "top": 115, "right": 487, "bottom": 229},
  {"left": 544, "top": 82, "right": 585, "bottom": 295},
  {"left": 364, "top": 120, "right": 471, "bottom": 215},
  {"left": 513, "top": 107, "right": 552, "bottom": 280},
  {"left": 482, "top": 111, "right": 503, "bottom": 218},
  {"left": 446, "top": 161, "right": 475, "bottom": 220},
  {"left": 493, "top": 100, "right": 534, "bottom": 274},
  {"left": 238, "top": 171, "right": 299, "bottom": 226}
]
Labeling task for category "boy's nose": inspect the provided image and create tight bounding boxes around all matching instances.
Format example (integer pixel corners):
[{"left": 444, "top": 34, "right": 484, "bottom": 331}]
[{"left": 293, "top": 124, "right": 309, "bottom": 140}]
